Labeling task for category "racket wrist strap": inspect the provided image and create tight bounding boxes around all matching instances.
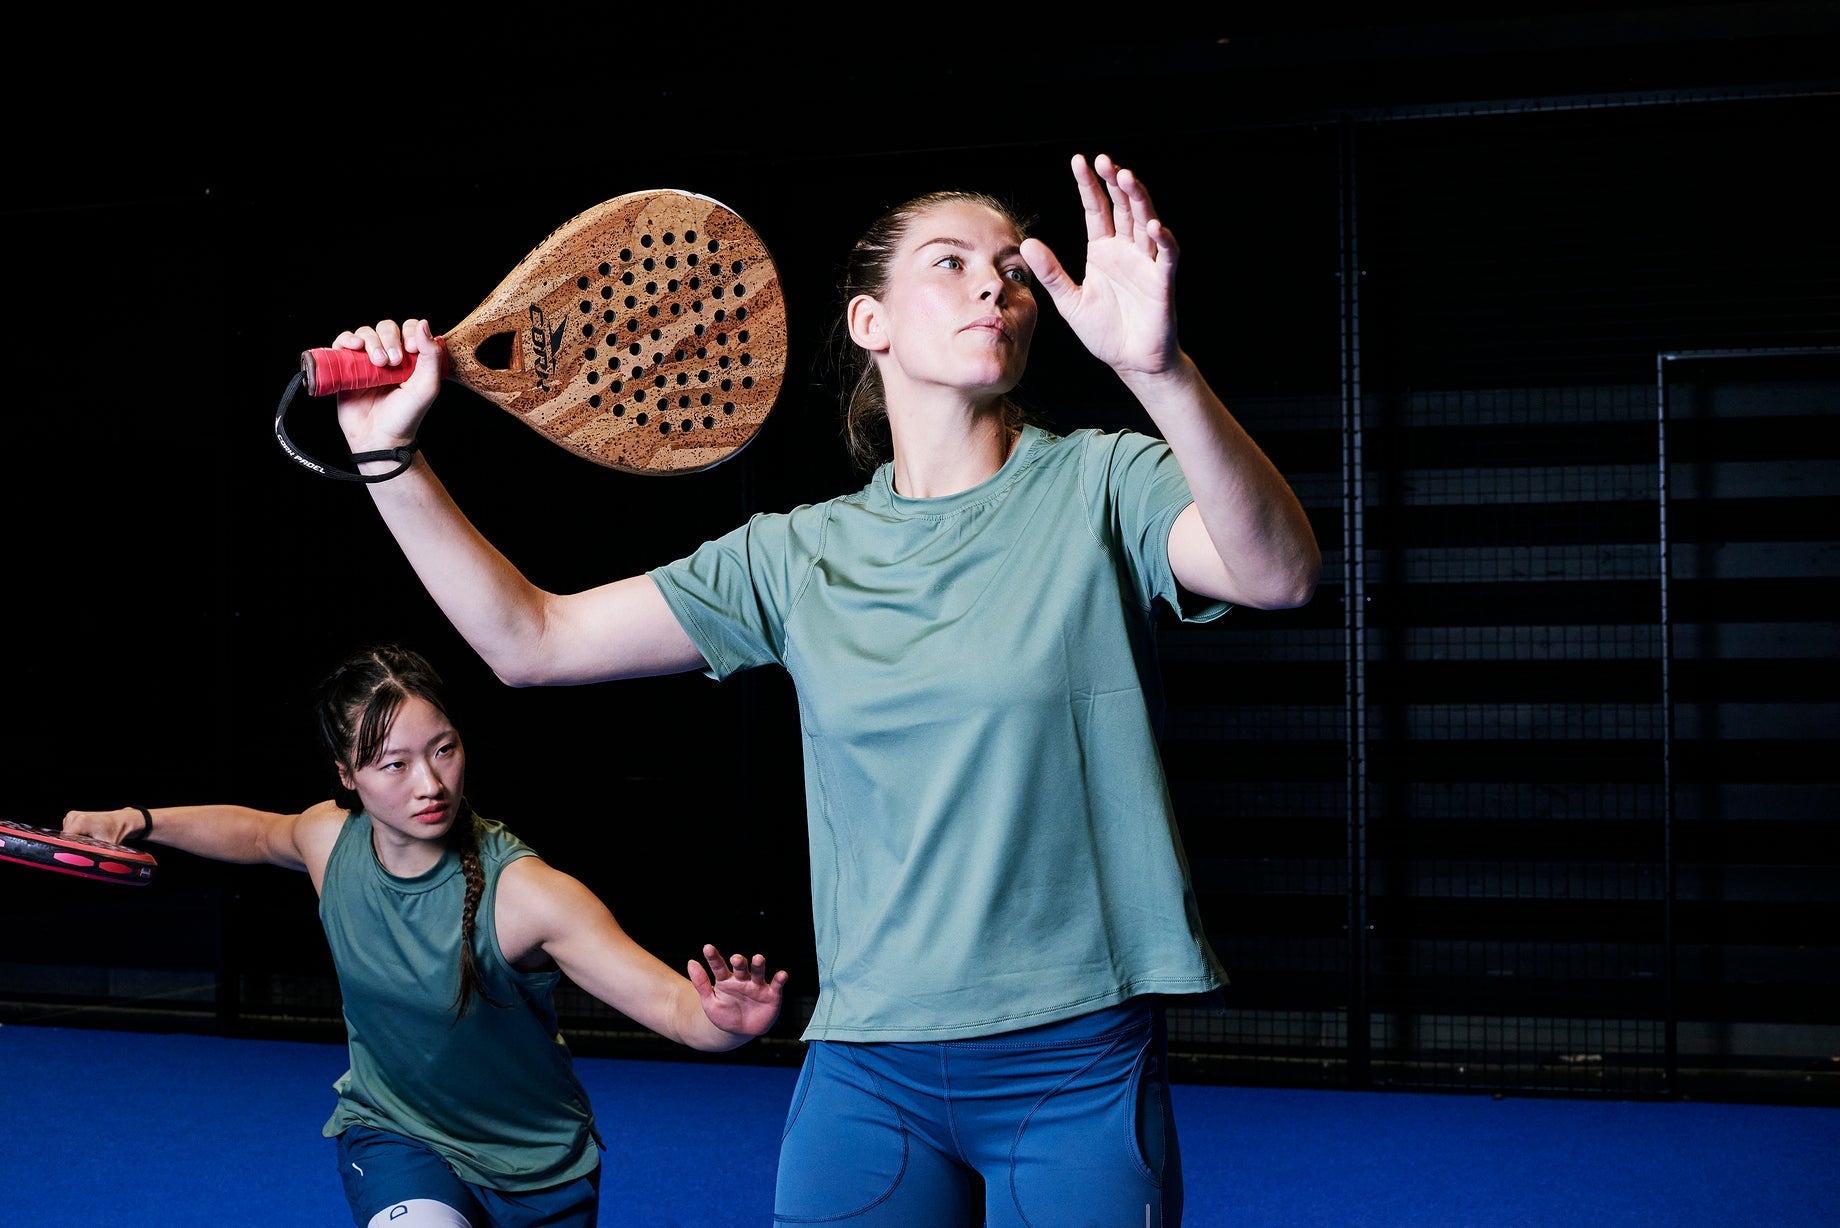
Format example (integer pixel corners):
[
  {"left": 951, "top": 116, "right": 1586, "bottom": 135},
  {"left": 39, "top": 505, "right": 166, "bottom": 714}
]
[
  {"left": 273, "top": 369, "right": 421, "bottom": 483},
  {"left": 127, "top": 807, "right": 153, "bottom": 844},
  {"left": 348, "top": 443, "right": 421, "bottom": 481}
]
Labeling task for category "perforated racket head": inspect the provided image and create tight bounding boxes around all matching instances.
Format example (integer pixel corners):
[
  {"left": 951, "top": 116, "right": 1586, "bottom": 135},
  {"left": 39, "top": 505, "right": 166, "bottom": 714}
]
[
  {"left": 0, "top": 819, "right": 158, "bottom": 886},
  {"left": 438, "top": 188, "right": 786, "bottom": 475}
]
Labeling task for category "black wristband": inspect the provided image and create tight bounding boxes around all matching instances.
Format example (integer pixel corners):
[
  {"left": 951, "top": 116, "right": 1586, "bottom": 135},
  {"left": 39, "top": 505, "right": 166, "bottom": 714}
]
[{"left": 126, "top": 807, "right": 153, "bottom": 844}]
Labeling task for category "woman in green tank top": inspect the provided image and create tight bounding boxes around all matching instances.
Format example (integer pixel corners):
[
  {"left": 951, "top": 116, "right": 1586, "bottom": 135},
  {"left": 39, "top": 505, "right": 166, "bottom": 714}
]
[{"left": 61, "top": 643, "right": 788, "bottom": 1227}]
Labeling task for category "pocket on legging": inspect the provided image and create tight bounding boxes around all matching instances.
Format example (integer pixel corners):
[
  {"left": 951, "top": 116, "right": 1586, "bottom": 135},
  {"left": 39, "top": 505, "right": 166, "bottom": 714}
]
[
  {"left": 1130, "top": 1032, "right": 1169, "bottom": 1178},
  {"left": 1009, "top": 1031, "right": 1168, "bottom": 1225},
  {"left": 774, "top": 1043, "right": 907, "bottom": 1221}
]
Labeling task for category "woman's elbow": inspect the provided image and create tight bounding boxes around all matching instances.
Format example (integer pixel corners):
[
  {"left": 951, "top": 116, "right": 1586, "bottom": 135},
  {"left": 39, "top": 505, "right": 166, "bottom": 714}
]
[
  {"left": 489, "top": 651, "right": 568, "bottom": 689},
  {"left": 1245, "top": 549, "right": 1323, "bottom": 611},
  {"left": 1286, "top": 548, "right": 1324, "bottom": 607}
]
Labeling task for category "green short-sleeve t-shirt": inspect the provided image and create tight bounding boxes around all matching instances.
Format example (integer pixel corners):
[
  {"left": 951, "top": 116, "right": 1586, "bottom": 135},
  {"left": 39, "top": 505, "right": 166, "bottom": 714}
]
[{"left": 650, "top": 425, "right": 1231, "bottom": 1041}]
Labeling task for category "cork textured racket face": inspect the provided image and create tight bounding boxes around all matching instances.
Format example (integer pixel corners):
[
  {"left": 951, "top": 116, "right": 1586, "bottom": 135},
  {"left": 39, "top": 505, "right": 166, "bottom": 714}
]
[
  {"left": 446, "top": 189, "right": 787, "bottom": 474},
  {"left": 296, "top": 189, "right": 788, "bottom": 477}
]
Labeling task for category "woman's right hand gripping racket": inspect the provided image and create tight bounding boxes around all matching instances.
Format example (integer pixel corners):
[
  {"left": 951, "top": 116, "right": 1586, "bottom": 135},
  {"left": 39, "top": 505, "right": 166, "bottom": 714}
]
[{"left": 278, "top": 188, "right": 788, "bottom": 479}]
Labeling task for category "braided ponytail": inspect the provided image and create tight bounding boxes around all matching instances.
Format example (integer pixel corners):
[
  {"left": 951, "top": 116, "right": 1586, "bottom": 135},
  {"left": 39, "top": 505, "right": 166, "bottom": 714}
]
[{"left": 449, "top": 806, "right": 505, "bottom": 1018}]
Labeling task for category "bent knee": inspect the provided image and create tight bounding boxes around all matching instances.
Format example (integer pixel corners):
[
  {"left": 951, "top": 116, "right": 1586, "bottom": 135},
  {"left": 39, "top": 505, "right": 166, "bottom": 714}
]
[{"left": 367, "top": 1198, "right": 473, "bottom": 1228}]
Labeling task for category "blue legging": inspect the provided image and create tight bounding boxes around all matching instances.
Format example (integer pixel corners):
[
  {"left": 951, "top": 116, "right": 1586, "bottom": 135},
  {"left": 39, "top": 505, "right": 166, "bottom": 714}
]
[
  {"left": 773, "top": 997, "right": 1182, "bottom": 1227},
  {"left": 334, "top": 1123, "right": 601, "bottom": 1228}
]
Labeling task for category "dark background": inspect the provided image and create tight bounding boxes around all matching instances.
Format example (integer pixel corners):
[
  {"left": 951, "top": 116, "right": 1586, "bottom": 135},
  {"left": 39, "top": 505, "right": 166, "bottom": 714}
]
[{"left": 5, "top": 4, "right": 1838, "bottom": 1102}]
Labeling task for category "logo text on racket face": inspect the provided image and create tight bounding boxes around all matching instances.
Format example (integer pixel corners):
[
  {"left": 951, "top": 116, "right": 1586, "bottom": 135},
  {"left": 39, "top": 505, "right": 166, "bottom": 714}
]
[{"left": 530, "top": 305, "right": 566, "bottom": 392}]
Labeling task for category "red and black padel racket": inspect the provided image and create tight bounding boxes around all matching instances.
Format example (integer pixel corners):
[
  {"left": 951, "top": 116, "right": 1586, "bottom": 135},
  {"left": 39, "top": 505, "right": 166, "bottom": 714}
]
[{"left": 0, "top": 820, "right": 157, "bottom": 886}]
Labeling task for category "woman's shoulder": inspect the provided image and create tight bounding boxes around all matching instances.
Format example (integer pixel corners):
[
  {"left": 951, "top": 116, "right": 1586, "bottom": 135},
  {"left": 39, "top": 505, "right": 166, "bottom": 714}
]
[
  {"left": 1060, "top": 423, "right": 1165, "bottom": 447},
  {"left": 469, "top": 813, "right": 537, "bottom": 861},
  {"left": 296, "top": 801, "right": 356, "bottom": 871},
  {"left": 1023, "top": 423, "right": 1163, "bottom": 452},
  {"left": 768, "top": 479, "right": 874, "bottom": 521},
  {"left": 1017, "top": 424, "right": 1172, "bottom": 477},
  {"left": 691, "top": 488, "right": 866, "bottom": 554}
]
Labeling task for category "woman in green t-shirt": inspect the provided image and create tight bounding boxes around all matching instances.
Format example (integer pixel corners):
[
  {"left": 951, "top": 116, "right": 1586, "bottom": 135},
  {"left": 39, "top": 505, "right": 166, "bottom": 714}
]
[{"left": 320, "top": 153, "right": 1320, "bottom": 1225}]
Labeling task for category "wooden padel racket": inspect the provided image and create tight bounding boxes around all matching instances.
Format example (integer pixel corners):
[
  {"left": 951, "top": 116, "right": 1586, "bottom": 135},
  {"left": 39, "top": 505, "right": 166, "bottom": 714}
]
[
  {"left": 0, "top": 819, "right": 157, "bottom": 886},
  {"left": 279, "top": 188, "right": 788, "bottom": 478}
]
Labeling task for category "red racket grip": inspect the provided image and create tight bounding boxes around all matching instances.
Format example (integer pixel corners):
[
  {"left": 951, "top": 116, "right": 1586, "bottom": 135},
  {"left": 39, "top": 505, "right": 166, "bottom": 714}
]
[{"left": 300, "top": 339, "right": 446, "bottom": 396}]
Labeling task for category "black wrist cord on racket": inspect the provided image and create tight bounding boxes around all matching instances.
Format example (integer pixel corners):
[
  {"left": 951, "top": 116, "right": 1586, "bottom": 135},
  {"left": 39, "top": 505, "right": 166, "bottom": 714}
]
[
  {"left": 274, "top": 370, "right": 419, "bottom": 483},
  {"left": 124, "top": 807, "right": 153, "bottom": 844}
]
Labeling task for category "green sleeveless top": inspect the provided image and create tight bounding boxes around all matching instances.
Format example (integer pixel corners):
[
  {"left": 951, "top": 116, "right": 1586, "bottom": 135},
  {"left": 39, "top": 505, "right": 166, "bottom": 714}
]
[{"left": 318, "top": 811, "right": 600, "bottom": 1190}]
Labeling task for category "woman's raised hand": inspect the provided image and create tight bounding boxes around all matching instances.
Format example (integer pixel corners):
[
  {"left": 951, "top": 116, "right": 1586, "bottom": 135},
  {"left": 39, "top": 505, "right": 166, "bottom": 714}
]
[{"left": 1022, "top": 153, "right": 1182, "bottom": 380}]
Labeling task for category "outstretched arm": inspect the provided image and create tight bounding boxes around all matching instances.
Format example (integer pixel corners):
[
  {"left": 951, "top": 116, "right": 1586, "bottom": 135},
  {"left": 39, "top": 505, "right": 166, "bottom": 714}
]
[
  {"left": 328, "top": 319, "right": 706, "bottom": 687},
  {"left": 62, "top": 801, "right": 346, "bottom": 884},
  {"left": 1022, "top": 154, "right": 1321, "bottom": 610},
  {"left": 494, "top": 856, "right": 787, "bottom": 1051}
]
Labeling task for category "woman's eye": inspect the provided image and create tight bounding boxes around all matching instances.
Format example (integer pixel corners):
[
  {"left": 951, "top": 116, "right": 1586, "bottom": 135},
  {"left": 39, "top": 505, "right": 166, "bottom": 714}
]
[
  {"left": 935, "top": 255, "right": 963, "bottom": 270},
  {"left": 1004, "top": 267, "right": 1030, "bottom": 284}
]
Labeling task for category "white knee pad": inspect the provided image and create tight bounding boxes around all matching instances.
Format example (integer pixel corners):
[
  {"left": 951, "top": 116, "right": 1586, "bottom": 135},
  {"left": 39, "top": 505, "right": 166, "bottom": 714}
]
[{"left": 366, "top": 1199, "right": 473, "bottom": 1228}]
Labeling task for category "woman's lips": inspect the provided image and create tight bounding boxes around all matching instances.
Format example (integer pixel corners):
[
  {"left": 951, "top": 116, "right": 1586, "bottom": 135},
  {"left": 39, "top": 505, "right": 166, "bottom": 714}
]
[{"left": 962, "top": 316, "right": 1012, "bottom": 340}]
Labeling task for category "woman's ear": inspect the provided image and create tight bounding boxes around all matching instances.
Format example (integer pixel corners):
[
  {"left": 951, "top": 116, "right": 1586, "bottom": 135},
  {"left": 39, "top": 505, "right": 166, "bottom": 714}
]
[
  {"left": 335, "top": 761, "right": 356, "bottom": 791},
  {"left": 847, "top": 293, "right": 889, "bottom": 352}
]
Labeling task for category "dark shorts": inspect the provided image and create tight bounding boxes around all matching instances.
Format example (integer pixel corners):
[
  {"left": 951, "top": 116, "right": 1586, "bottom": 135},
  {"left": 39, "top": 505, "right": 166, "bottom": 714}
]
[
  {"left": 335, "top": 1123, "right": 601, "bottom": 1228},
  {"left": 773, "top": 997, "right": 1183, "bottom": 1227}
]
